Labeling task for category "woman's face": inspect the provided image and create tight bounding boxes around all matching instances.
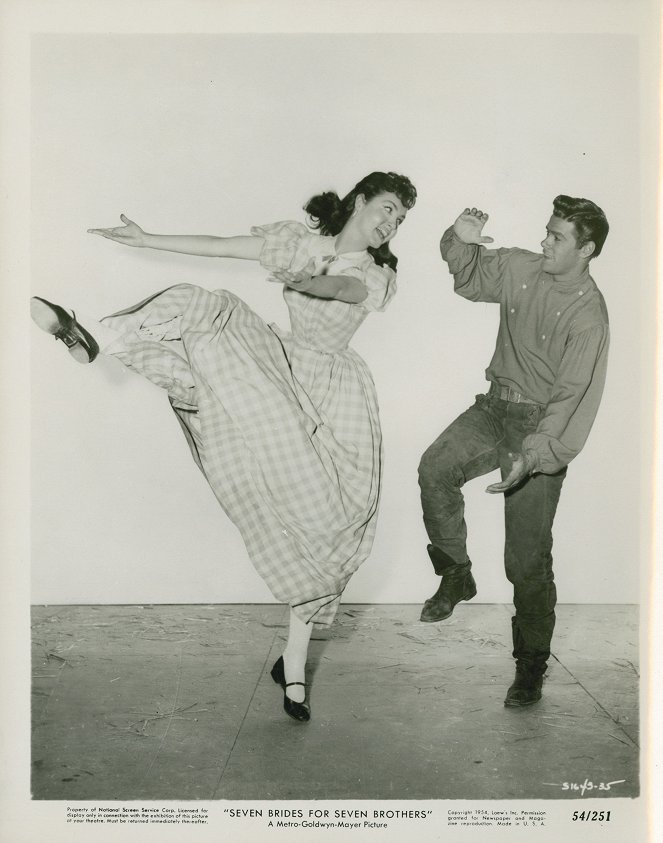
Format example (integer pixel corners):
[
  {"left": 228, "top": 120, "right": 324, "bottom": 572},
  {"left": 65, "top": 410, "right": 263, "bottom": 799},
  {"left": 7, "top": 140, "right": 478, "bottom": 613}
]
[{"left": 352, "top": 191, "right": 408, "bottom": 249}]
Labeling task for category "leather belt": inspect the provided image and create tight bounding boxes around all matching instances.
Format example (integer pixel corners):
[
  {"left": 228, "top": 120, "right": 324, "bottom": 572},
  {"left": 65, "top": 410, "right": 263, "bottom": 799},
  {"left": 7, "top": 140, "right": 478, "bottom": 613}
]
[{"left": 489, "top": 383, "right": 540, "bottom": 405}]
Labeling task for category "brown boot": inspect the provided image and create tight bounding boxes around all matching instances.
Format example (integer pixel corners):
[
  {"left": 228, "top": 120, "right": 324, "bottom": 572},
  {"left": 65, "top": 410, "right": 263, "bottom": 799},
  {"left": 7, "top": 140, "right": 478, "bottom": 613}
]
[
  {"left": 504, "top": 663, "right": 545, "bottom": 707},
  {"left": 505, "top": 618, "right": 549, "bottom": 706},
  {"left": 420, "top": 572, "right": 477, "bottom": 622},
  {"left": 420, "top": 546, "right": 477, "bottom": 622}
]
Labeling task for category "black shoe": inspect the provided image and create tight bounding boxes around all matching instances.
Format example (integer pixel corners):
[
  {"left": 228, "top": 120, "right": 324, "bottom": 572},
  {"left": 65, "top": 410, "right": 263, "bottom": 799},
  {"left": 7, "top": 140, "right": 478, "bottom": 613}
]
[
  {"left": 31, "top": 297, "right": 99, "bottom": 363},
  {"left": 420, "top": 570, "right": 477, "bottom": 622},
  {"left": 270, "top": 656, "right": 310, "bottom": 722},
  {"left": 504, "top": 665, "right": 545, "bottom": 707}
]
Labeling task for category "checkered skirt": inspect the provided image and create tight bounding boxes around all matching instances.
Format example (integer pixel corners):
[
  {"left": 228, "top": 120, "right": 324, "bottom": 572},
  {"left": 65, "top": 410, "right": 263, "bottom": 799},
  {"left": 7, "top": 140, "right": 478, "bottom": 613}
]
[{"left": 101, "top": 223, "right": 396, "bottom": 624}]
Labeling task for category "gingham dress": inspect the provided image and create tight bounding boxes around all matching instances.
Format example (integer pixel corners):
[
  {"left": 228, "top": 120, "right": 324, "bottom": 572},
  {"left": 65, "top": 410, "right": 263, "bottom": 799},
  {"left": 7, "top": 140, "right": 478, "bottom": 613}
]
[{"left": 101, "top": 221, "right": 397, "bottom": 624}]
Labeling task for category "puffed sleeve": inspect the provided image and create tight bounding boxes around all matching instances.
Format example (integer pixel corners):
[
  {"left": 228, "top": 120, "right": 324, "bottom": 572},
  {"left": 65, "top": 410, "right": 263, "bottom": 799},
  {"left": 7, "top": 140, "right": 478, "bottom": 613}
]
[
  {"left": 250, "top": 221, "right": 317, "bottom": 275},
  {"left": 360, "top": 263, "right": 398, "bottom": 312}
]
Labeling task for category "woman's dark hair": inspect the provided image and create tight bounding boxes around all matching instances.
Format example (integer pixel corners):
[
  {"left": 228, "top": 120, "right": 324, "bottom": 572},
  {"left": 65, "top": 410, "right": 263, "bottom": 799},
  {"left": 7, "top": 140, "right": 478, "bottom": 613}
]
[
  {"left": 552, "top": 195, "right": 609, "bottom": 258},
  {"left": 304, "top": 171, "right": 417, "bottom": 271}
]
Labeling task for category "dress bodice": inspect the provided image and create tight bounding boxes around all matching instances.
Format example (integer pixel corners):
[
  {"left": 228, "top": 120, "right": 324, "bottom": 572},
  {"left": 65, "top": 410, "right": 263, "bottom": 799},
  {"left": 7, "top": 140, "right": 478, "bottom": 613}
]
[{"left": 251, "top": 220, "right": 397, "bottom": 353}]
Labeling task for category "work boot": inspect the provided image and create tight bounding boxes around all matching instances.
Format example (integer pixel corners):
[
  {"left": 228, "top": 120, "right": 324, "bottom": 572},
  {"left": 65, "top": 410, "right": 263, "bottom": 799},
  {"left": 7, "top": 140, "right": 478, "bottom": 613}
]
[
  {"left": 504, "top": 662, "right": 545, "bottom": 707},
  {"left": 420, "top": 546, "right": 477, "bottom": 623}
]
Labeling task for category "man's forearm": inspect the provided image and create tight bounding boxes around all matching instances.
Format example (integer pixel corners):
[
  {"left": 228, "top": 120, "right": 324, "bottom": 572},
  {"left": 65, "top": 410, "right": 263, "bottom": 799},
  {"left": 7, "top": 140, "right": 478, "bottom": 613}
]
[{"left": 522, "top": 324, "right": 609, "bottom": 474}]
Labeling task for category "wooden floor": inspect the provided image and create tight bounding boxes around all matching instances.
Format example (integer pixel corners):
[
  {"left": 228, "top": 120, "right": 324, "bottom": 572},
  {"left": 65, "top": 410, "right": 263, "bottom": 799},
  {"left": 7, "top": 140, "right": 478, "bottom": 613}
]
[{"left": 31, "top": 603, "right": 639, "bottom": 801}]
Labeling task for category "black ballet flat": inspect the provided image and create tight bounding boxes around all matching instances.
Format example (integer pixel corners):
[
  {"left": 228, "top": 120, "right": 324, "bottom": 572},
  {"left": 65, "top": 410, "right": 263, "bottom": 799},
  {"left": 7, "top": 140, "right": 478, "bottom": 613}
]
[
  {"left": 30, "top": 296, "right": 99, "bottom": 363},
  {"left": 270, "top": 656, "right": 311, "bottom": 722}
]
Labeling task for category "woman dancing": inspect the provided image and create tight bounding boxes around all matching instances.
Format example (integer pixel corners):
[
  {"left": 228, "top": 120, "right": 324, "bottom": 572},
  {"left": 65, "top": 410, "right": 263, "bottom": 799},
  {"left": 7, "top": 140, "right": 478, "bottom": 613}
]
[{"left": 31, "top": 171, "right": 417, "bottom": 722}]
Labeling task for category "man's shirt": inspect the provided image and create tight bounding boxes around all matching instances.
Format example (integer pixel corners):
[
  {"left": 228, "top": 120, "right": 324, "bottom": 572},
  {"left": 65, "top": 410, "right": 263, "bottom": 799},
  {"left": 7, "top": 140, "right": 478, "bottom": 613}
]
[{"left": 440, "top": 227, "right": 609, "bottom": 474}]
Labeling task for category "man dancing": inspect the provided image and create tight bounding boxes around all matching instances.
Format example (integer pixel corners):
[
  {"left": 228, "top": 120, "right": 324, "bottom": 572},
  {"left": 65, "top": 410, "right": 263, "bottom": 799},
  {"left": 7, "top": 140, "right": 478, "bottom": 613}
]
[{"left": 418, "top": 197, "right": 609, "bottom": 706}]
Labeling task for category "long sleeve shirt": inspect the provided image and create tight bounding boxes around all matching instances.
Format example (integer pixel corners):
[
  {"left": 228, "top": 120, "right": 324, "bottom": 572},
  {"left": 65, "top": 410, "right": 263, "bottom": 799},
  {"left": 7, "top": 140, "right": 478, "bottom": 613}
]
[{"left": 440, "top": 227, "right": 610, "bottom": 474}]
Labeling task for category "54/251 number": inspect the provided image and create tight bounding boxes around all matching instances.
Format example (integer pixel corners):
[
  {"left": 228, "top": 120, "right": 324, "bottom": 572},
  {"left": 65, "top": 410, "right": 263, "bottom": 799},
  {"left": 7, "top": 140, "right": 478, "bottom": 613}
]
[{"left": 572, "top": 811, "right": 611, "bottom": 822}]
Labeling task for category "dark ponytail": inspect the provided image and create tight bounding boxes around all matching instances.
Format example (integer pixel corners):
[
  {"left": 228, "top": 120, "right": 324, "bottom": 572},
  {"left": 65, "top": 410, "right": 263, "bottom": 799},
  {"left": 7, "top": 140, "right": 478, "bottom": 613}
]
[{"left": 303, "top": 191, "right": 348, "bottom": 237}]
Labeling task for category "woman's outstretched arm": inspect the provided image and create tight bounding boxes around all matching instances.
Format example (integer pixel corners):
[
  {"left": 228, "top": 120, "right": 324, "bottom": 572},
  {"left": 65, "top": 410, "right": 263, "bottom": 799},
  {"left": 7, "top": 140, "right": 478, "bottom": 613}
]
[
  {"left": 88, "top": 214, "right": 264, "bottom": 260},
  {"left": 89, "top": 215, "right": 369, "bottom": 303}
]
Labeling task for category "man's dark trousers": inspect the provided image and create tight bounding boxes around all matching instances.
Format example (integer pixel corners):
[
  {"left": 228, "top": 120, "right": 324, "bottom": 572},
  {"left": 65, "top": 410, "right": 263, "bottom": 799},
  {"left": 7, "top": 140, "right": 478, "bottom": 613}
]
[{"left": 418, "top": 389, "right": 567, "bottom": 668}]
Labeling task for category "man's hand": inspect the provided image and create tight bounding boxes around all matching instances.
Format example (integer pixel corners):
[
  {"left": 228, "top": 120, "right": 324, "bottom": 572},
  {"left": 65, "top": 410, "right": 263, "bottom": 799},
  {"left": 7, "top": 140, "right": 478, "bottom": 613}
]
[
  {"left": 453, "top": 207, "right": 495, "bottom": 245},
  {"left": 486, "top": 452, "right": 536, "bottom": 494}
]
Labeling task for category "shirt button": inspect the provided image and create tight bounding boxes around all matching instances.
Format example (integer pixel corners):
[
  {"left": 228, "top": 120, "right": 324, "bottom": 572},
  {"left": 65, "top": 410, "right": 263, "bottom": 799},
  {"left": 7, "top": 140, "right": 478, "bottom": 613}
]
[
  {"left": 579, "top": 290, "right": 584, "bottom": 296},
  {"left": 542, "top": 335, "right": 546, "bottom": 340},
  {"left": 522, "top": 284, "right": 527, "bottom": 289},
  {"left": 556, "top": 311, "right": 561, "bottom": 316},
  {"left": 510, "top": 308, "right": 515, "bottom": 313}
]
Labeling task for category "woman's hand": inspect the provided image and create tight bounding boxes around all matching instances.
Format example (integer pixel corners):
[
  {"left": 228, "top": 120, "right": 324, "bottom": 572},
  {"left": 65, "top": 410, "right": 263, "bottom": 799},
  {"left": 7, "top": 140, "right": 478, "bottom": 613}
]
[
  {"left": 88, "top": 214, "right": 147, "bottom": 248},
  {"left": 270, "top": 259, "right": 317, "bottom": 290},
  {"left": 453, "top": 208, "right": 495, "bottom": 245}
]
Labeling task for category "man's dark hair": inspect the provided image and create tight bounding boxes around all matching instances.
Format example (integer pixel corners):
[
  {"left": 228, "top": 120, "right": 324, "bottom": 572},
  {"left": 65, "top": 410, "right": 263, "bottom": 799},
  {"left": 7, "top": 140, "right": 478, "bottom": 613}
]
[{"left": 552, "top": 195, "right": 609, "bottom": 258}]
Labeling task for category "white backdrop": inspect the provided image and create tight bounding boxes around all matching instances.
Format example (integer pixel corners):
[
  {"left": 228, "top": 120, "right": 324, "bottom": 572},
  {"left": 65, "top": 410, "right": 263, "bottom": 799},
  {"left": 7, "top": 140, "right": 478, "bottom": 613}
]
[{"left": 29, "top": 29, "right": 652, "bottom": 606}]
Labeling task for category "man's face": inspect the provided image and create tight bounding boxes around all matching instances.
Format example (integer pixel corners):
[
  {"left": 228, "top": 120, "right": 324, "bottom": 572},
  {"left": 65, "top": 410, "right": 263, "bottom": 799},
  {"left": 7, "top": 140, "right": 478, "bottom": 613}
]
[{"left": 540, "top": 215, "right": 591, "bottom": 279}]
